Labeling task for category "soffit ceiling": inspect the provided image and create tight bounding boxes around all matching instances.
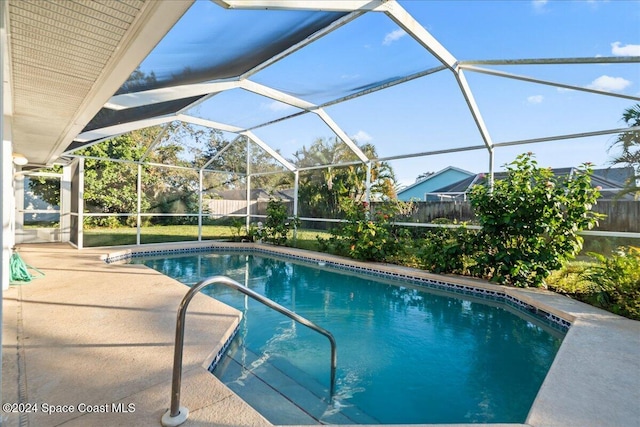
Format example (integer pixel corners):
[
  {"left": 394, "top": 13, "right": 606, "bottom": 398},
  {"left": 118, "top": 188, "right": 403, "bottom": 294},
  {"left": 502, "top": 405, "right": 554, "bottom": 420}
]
[{"left": 5, "top": 0, "right": 193, "bottom": 166}]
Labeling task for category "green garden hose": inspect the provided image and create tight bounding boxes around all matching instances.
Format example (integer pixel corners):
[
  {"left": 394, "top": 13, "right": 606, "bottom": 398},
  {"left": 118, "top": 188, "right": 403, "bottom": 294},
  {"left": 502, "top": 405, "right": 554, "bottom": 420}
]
[{"left": 9, "top": 252, "right": 45, "bottom": 284}]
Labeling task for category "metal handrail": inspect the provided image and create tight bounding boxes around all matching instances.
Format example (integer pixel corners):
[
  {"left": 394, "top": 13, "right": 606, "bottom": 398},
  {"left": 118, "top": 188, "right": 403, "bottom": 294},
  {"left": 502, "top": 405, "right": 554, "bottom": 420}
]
[{"left": 161, "top": 275, "right": 337, "bottom": 427}]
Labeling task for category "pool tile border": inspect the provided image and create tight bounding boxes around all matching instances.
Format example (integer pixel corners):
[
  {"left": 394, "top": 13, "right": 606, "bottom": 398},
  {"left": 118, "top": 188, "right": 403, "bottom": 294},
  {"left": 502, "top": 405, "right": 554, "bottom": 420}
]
[
  {"left": 206, "top": 323, "right": 241, "bottom": 373},
  {"left": 104, "top": 242, "right": 571, "bottom": 332}
]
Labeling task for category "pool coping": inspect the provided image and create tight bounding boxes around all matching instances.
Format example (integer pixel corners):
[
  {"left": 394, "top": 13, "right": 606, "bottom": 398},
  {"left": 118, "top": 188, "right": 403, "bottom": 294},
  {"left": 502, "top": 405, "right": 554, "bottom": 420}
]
[{"left": 104, "top": 240, "right": 640, "bottom": 427}]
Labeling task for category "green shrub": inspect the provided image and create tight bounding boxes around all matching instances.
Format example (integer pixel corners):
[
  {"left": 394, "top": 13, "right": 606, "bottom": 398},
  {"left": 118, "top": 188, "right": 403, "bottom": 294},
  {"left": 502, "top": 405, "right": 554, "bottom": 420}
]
[
  {"left": 259, "top": 198, "right": 299, "bottom": 246},
  {"left": 84, "top": 215, "right": 124, "bottom": 229},
  {"left": 418, "top": 225, "right": 479, "bottom": 275},
  {"left": 546, "top": 261, "right": 595, "bottom": 295},
  {"left": 469, "top": 153, "right": 603, "bottom": 288},
  {"left": 582, "top": 247, "right": 640, "bottom": 320},
  {"left": 318, "top": 198, "right": 412, "bottom": 262}
]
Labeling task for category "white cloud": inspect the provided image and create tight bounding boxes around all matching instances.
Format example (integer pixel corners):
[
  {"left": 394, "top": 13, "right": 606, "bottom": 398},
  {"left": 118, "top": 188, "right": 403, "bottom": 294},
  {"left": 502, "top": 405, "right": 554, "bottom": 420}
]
[
  {"left": 527, "top": 95, "right": 544, "bottom": 104},
  {"left": 351, "top": 130, "right": 373, "bottom": 143},
  {"left": 611, "top": 42, "right": 640, "bottom": 56},
  {"left": 532, "top": 0, "right": 548, "bottom": 11},
  {"left": 587, "top": 75, "right": 632, "bottom": 92},
  {"left": 263, "top": 101, "right": 292, "bottom": 112},
  {"left": 383, "top": 29, "right": 406, "bottom": 46}
]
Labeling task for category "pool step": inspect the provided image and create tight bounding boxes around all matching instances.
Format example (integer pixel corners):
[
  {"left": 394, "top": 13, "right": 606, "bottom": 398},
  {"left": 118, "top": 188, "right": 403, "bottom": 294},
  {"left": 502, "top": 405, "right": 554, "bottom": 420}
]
[{"left": 211, "top": 339, "right": 377, "bottom": 425}]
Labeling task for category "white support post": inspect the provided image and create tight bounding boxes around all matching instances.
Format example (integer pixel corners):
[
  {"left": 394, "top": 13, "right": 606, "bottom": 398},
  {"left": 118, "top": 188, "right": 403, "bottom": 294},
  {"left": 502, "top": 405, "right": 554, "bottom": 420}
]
[
  {"left": 13, "top": 168, "right": 24, "bottom": 245},
  {"left": 488, "top": 148, "right": 495, "bottom": 193},
  {"left": 293, "top": 171, "right": 299, "bottom": 218},
  {"left": 1, "top": 138, "right": 12, "bottom": 291},
  {"left": 245, "top": 137, "right": 251, "bottom": 231},
  {"left": 136, "top": 163, "right": 142, "bottom": 245},
  {"left": 77, "top": 158, "right": 85, "bottom": 250},
  {"left": 198, "top": 169, "right": 203, "bottom": 241},
  {"left": 365, "top": 161, "right": 372, "bottom": 203},
  {"left": 61, "top": 165, "right": 72, "bottom": 242},
  {"left": 1, "top": 0, "right": 11, "bottom": 296},
  {"left": 293, "top": 170, "right": 299, "bottom": 240}
]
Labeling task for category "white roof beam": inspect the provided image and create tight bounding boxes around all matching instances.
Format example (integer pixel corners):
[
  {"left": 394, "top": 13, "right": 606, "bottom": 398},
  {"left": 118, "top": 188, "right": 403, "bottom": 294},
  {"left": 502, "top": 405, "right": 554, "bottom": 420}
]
[
  {"left": 104, "top": 80, "right": 240, "bottom": 110},
  {"left": 241, "top": 130, "right": 297, "bottom": 172},
  {"left": 321, "top": 65, "right": 448, "bottom": 108},
  {"left": 245, "top": 65, "right": 448, "bottom": 133},
  {"left": 140, "top": 123, "right": 171, "bottom": 162},
  {"left": 381, "top": 1, "right": 457, "bottom": 70},
  {"left": 494, "top": 126, "right": 640, "bottom": 148},
  {"left": 240, "top": 80, "right": 317, "bottom": 110},
  {"left": 381, "top": 2, "right": 493, "bottom": 151},
  {"left": 376, "top": 145, "right": 488, "bottom": 163},
  {"left": 201, "top": 135, "right": 243, "bottom": 170},
  {"left": 455, "top": 70, "right": 494, "bottom": 151},
  {"left": 214, "top": 1, "right": 386, "bottom": 12},
  {"left": 177, "top": 92, "right": 221, "bottom": 115},
  {"left": 315, "top": 108, "right": 369, "bottom": 163},
  {"left": 460, "top": 65, "right": 640, "bottom": 102},
  {"left": 73, "top": 115, "right": 177, "bottom": 145},
  {"left": 460, "top": 56, "right": 640, "bottom": 66},
  {"left": 176, "top": 114, "right": 244, "bottom": 133}
]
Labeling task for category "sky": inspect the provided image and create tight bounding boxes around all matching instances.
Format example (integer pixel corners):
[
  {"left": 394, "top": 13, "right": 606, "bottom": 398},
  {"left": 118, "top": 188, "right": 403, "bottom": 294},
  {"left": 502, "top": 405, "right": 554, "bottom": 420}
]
[{"left": 137, "top": 0, "right": 640, "bottom": 188}]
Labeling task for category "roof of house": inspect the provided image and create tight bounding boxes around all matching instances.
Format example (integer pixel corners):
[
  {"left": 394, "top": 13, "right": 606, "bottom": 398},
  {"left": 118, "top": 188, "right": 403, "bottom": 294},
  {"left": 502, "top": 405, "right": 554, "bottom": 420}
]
[
  {"left": 398, "top": 166, "right": 475, "bottom": 194},
  {"left": 427, "top": 166, "right": 636, "bottom": 200}
]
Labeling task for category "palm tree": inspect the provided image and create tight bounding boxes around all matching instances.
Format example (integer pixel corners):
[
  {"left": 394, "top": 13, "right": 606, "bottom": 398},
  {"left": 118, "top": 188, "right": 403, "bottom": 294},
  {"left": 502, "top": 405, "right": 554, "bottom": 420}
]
[{"left": 610, "top": 104, "right": 640, "bottom": 199}]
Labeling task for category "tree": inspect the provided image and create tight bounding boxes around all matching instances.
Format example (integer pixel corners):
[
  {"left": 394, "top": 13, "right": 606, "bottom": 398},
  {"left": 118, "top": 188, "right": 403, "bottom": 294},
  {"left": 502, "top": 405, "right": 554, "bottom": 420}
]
[
  {"left": 27, "top": 166, "right": 62, "bottom": 207},
  {"left": 78, "top": 132, "right": 152, "bottom": 227},
  {"left": 200, "top": 136, "right": 293, "bottom": 194},
  {"left": 291, "top": 137, "right": 397, "bottom": 218},
  {"left": 142, "top": 122, "right": 215, "bottom": 221},
  {"left": 609, "top": 104, "right": 640, "bottom": 199}
]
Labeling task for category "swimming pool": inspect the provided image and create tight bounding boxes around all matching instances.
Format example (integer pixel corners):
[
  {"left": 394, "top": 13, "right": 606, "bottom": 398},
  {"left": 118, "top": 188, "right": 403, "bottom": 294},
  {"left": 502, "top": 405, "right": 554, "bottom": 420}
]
[{"left": 134, "top": 250, "right": 565, "bottom": 425}]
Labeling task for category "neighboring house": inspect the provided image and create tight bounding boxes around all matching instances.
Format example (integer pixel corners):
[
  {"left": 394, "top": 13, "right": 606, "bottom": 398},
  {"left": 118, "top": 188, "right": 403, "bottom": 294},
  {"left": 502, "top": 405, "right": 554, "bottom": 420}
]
[
  {"left": 422, "top": 166, "right": 636, "bottom": 201},
  {"left": 397, "top": 166, "right": 476, "bottom": 201}
]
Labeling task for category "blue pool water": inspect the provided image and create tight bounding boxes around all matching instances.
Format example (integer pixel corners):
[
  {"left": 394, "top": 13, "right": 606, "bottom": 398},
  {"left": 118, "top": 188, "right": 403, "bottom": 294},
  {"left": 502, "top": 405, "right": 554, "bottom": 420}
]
[{"left": 136, "top": 252, "right": 564, "bottom": 424}]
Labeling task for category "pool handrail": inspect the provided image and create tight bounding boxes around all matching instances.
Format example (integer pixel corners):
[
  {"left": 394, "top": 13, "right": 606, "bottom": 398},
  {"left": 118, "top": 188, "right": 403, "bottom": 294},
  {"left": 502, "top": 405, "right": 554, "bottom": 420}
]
[{"left": 161, "top": 275, "right": 338, "bottom": 427}]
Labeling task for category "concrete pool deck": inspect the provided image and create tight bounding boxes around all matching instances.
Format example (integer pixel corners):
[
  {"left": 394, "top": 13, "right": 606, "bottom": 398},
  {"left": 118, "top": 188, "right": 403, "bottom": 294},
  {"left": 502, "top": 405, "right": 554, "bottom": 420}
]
[{"left": 2, "top": 242, "right": 639, "bottom": 427}]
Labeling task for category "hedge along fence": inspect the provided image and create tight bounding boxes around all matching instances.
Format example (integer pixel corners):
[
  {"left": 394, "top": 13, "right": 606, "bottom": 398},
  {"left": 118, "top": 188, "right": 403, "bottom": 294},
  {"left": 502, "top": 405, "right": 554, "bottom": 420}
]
[
  {"left": 380, "top": 200, "right": 640, "bottom": 233},
  {"left": 208, "top": 198, "right": 639, "bottom": 233}
]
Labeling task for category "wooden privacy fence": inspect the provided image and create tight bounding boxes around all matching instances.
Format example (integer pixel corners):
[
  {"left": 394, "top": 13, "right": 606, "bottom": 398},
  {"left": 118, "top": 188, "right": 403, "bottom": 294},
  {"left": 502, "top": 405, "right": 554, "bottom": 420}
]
[
  {"left": 208, "top": 199, "right": 294, "bottom": 217},
  {"left": 208, "top": 200, "right": 258, "bottom": 216},
  {"left": 209, "top": 199, "right": 638, "bottom": 233},
  {"left": 372, "top": 200, "right": 639, "bottom": 233},
  {"left": 594, "top": 200, "right": 640, "bottom": 232}
]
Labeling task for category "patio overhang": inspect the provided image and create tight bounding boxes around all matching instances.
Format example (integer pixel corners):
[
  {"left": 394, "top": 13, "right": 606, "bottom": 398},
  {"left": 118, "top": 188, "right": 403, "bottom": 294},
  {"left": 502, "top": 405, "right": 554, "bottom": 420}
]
[{"left": 3, "top": 0, "right": 193, "bottom": 167}]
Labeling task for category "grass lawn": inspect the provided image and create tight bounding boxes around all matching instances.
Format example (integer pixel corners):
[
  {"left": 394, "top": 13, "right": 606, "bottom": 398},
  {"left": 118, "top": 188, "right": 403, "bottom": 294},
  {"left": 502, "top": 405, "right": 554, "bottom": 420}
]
[{"left": 83, "top": 225, "right": 331, "bottom": 249}]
